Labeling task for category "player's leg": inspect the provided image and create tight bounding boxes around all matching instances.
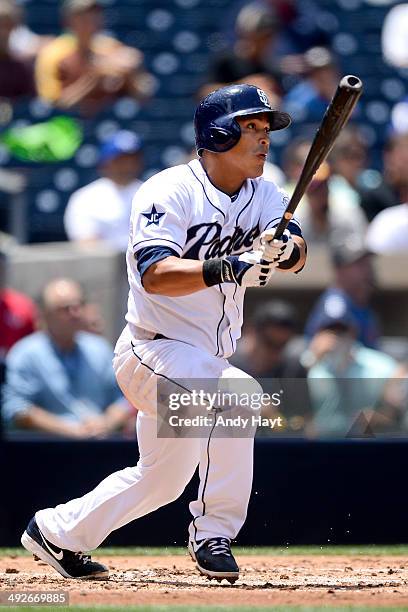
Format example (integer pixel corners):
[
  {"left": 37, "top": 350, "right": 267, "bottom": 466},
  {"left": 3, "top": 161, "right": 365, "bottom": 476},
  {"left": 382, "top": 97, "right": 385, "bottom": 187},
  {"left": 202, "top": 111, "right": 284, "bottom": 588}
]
[
  {"left": 21, "top": 336, "right": 201, "bottom": 578},
  {"left": 21, "top": 337, "right": 254, "bottom": 581},
  {"left": 22, "top": 409, "right": 200, "bottom": 577},
  {"left": 188, "top": 366, "right": 259, "bottom": 582},
  {"left": 33, "top": 411, "right": 199, "bottom": 549}
]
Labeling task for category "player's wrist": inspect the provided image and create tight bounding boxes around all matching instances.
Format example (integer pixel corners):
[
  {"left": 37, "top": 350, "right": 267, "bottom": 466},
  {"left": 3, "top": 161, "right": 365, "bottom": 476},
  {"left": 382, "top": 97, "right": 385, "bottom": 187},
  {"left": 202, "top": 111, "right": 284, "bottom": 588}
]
[
  {"left": 202, "top": 258, "right": 238, "bottom": 286},
  {"left": 276, "top": 242, "right": 301, "bottom": 270}
]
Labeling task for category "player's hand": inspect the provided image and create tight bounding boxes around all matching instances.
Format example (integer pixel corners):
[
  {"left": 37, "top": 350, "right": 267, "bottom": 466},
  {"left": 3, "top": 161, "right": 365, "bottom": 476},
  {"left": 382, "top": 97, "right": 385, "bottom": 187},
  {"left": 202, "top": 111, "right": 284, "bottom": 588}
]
[
  {"left": 223, "top": 250, "right": 277, "bottom": 287},
  {"left": 260, "top": 228, "right": 294, "bottom": 265}
]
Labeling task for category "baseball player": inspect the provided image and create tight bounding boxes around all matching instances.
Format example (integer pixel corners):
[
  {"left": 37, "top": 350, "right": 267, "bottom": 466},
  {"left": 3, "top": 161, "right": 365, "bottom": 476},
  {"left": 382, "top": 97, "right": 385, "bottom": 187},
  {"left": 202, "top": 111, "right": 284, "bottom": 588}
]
[{"left": 21, "top": 84, "right": 306, "bottom": 583}]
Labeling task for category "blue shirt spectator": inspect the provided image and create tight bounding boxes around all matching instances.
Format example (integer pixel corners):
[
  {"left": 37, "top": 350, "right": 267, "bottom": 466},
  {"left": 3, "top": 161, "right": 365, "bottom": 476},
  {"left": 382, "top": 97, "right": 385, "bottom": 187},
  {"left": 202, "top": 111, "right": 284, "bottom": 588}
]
[
  {"left": 305, "top": 236, "right": 380, "bottom": 349},
  {"left": 2, "top": 278, "right": 129, "bottom": 438},
  {"left": 283, "top": 47, "right": 339, "bottom": 124},
  {"left": 305, "top": 287, "right": 379, "bottom": 349},
  {"left": 303, "top": 310, "right": 397, "bottom": 437},
  {"left": 308, "top": 343, "right": 397, "bottom": 437},
  {"left": 3, "top": 330, "right": 121, "bottom": 422}
]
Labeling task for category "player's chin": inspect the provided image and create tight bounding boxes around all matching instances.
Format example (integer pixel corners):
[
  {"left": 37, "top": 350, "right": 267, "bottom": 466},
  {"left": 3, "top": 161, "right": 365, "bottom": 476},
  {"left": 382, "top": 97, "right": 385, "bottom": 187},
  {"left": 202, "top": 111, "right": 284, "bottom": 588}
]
[{"left": 249, "top": 160, "right": 265, "bottom": 178}]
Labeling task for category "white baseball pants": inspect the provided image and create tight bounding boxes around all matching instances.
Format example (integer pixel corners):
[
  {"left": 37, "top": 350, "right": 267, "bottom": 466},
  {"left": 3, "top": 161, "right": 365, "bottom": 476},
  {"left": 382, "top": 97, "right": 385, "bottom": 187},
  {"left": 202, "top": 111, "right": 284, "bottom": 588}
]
[{"left": 36, "top": 326, "right": 257, "bottom": 552}]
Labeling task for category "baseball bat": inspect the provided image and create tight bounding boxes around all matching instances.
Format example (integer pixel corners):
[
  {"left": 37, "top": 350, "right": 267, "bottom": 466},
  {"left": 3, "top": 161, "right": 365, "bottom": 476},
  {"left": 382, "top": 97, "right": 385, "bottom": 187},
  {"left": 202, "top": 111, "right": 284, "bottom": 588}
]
[{"left": 260, "top": 74, "right": 363, "bottom": 280}]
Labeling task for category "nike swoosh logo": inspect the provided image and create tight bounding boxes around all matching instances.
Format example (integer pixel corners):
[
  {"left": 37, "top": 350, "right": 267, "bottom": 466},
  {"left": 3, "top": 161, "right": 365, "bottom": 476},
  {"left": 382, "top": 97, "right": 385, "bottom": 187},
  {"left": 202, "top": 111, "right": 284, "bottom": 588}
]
[{"left": 39, "top": 531, "right": 64, "bottom": 560}]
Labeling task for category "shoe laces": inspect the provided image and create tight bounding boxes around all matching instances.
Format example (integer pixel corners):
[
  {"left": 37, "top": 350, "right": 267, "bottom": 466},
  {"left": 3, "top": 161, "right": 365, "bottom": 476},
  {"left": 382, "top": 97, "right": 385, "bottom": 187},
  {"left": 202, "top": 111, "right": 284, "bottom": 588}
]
[
  {"left": 207, "top": 537, "right": 231, "bottom": 556},
  {"left": 69, "top": 551, "right": 90, "bottom": 564}
]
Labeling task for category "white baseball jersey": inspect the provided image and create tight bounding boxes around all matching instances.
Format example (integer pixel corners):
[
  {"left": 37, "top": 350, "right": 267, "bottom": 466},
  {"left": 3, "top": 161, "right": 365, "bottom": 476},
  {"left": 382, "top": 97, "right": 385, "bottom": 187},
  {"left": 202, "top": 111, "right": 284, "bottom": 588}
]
[{"left": 124, "top": 158, "right": 301, "bottom": 359}]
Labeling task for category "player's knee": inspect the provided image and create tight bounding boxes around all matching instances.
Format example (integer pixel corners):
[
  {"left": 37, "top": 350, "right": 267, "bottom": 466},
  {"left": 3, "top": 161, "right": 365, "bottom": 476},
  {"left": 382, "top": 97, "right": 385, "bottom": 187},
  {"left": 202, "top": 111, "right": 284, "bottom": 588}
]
[
  {"left": 137, "top": 463, "right": 189, "bottom": 504},
  {"left": 151, "top": 478, "right": 187, "bottom": 506}
]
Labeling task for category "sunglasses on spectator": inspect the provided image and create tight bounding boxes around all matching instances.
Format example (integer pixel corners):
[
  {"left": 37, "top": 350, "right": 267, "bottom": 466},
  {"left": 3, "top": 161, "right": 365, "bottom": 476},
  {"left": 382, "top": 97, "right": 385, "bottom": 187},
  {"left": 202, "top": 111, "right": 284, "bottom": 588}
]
[{"left": 53, "top": 300, "right": 85, "bottom": 312}]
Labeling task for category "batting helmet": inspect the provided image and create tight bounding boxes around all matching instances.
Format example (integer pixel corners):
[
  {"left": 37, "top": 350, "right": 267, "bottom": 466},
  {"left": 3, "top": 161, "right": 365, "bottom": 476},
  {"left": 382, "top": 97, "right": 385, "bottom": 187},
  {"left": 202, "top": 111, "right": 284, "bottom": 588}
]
[{"left": 194, "top": 84, "right": 291, "bottom": 156}]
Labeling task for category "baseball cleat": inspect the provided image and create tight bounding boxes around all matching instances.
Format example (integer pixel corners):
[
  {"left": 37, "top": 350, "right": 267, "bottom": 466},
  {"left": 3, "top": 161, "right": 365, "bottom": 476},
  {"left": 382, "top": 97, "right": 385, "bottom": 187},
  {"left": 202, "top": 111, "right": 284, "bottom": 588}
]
[
  {"left": 21, "top": 517, "right": 109, "bottom": 580},
  {"left": 188, "top": 537, "right": 239, "bottom": 583}
]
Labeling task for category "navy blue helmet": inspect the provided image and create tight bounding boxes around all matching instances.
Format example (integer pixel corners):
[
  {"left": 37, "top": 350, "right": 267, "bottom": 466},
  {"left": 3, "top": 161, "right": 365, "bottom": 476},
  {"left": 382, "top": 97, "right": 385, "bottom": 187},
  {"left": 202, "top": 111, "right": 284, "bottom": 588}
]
[{"left": 194, "top": 84, "right": 291, "bottom": 156}]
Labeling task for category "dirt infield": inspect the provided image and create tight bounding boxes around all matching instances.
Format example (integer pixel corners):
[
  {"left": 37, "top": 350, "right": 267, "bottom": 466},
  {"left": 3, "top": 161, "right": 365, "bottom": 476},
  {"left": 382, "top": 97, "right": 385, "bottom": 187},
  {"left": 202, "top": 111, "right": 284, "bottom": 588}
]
[{"left": 1, "top": 554, "right": 408, "bottom": 607}]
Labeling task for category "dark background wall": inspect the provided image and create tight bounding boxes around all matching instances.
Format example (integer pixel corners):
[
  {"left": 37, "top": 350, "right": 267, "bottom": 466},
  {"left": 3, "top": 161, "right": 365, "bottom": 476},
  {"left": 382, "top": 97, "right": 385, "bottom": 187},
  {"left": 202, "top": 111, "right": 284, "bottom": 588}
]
[{"left": 2, "top": 439, "right": 407, "bottom": 548}]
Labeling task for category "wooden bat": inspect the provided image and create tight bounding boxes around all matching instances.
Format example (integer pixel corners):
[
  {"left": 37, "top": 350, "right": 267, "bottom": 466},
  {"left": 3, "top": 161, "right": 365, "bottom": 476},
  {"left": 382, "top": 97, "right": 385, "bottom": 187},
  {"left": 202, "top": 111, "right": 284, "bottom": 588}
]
[{"left": 260, "top": 74, "right": 363, "bottom": 280}]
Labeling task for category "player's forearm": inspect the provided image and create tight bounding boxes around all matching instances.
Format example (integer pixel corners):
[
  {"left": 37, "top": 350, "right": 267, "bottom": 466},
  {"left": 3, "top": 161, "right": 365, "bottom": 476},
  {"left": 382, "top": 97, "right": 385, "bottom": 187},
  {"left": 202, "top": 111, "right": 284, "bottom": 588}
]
[{"left": 143, "top": 256, "right": 207, "bottom": 296}]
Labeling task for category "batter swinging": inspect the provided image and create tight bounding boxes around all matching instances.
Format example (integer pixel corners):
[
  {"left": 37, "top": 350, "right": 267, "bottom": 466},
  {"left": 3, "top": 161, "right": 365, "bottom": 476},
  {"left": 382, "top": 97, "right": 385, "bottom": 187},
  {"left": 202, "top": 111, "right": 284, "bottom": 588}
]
[{"left": 21, "top": 84, "right": 306, "bottom": 583}]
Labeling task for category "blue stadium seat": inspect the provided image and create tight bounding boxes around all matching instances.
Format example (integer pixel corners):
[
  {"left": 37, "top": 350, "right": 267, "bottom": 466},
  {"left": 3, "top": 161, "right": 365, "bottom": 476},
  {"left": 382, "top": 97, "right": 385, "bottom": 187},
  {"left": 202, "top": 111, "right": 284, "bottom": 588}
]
[{"left": 6, "top": 0, "right": 404, "bottom": 241}]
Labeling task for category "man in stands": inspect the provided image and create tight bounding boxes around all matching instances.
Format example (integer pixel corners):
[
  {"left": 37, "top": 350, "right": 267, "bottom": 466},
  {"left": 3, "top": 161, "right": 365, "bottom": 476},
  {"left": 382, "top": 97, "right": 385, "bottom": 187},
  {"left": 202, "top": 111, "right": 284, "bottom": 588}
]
[
  {"left": 35, "top": 0, "right": 154, "bottom": 115},
  {"left": 2, "top": 278, "right": 129, "bottom": 438},
  {"left": 305, "top": 236, "right": 379, "bottom": 349},
  {"left": 64, "top": 130, "right": 143, "bottom": 252}
]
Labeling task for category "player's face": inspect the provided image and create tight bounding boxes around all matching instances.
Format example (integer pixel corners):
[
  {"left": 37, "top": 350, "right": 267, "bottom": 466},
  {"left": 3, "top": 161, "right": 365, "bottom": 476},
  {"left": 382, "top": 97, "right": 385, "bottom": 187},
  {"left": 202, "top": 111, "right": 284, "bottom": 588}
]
[{"left": 226, "top": 114, "right": 270, "bottom": 178}]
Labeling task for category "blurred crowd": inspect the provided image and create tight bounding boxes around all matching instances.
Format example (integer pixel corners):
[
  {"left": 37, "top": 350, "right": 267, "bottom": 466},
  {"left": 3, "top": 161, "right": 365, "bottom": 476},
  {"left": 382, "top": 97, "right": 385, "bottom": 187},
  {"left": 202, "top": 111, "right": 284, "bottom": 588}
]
[{"left": 1, "top": 0, "right": 408, "bottom": 440}]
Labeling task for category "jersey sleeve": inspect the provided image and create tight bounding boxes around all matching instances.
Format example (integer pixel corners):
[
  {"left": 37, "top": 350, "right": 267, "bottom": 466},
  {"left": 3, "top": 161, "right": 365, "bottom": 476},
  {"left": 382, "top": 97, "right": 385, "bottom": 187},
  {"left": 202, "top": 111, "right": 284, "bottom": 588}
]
[
  {"left": 130, "top": 176, "right": 189, "bottom": 256},
  {"left": 259, "top": 181, "right": 302, "bottom": 236}
]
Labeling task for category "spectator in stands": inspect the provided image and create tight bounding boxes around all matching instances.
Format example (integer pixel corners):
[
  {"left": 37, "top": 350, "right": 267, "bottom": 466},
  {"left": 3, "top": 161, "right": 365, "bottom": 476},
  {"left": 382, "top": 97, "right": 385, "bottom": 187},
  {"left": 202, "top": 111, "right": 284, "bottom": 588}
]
[
  {"left": 81, "top": 301, "right": 106, "bottom": 335},
  {"left": 203, "top": 2, "right": 284, "bottom": 102},
  {"left": 305, "top": 235, "right": 380, "bottom": 349},
  {"left": 366, "top": 200, "right": 408, "bottom": 254},
  {"left": 283, "top": 47, "right": 339, "bottom": 124},
  {"left": 0, "top": 0, "right": 36, "bottom": 99},
  {"left": 35, "top": 0, "right": 155, "bottom": 116},
  {"left": 304, "top": 310, "right": 398, "bottom": 438},
  {"left": 328, "top": 127, "right": 368, "bottom": 211},
  {"left": 205, "top": 0, "right": 332, "bottom": 99},
  {"left": 382, "top": 3, "right": 408, "bottom": 69},
  {"left": 283, "top": 139, "right": 367, "bottom": 245},
  {"left": 266, "top": 0, "right": 330, "bottom": 56},
  {"left": 232, "top": 299, "right": 306, "bottom": 378},
  {"left": 231, "top": 300, "right": 311, "bottom": 433},
  {"left": 2, "top": 277, "right": 129, "bottom": 438},
  {"left": 9, "top": 1, "right": 52, "bottom": 62},
  {"left": 0, "top": 243, "right": 37, "bottom": 383},
  {"left": 283, "top": 137, "right": 310, "bottom": 184},
  {"left": 359, "top": 133, "right": 408, "bottom": 222},
  {"left": 64, "top": 130, "right": 143, "bottom": 251},
  {"left": 221, "top": 0, "right": 329, "bottom": 54},
  {"left": 298, "top": 161, "right": 367, "bottom": 245}
]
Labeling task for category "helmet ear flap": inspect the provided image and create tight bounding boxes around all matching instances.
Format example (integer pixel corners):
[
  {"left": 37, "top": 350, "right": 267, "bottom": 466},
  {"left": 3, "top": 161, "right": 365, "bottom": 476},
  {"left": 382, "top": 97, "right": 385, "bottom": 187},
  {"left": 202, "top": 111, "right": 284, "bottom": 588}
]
[
  {"left": 207, "top": 120, "right": 241, "bottom": 152},
  {"left": 209, "top": 126, "right": 232, "bottom": 144}
]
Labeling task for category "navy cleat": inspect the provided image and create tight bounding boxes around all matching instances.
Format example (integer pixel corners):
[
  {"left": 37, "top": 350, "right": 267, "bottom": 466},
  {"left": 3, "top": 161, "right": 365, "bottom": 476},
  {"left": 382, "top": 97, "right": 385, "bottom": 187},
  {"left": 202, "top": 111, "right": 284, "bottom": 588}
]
[
  {"left": 21, "top": 517, "right": 109, "bottom": 580},
  {"left": 188, "top": 537, "right": 239, "bottom": 583}
]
